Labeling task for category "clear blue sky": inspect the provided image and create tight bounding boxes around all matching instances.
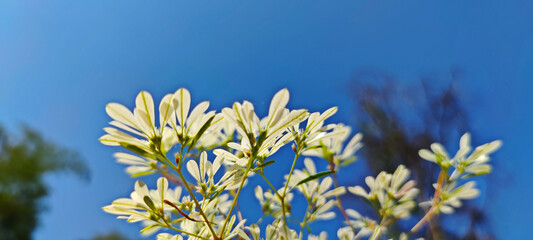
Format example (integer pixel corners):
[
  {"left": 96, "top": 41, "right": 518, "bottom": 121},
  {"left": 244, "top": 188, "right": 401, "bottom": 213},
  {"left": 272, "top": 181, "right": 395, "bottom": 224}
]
[{"left": 1, "top": 1, "right": 532, "bottom": 239}]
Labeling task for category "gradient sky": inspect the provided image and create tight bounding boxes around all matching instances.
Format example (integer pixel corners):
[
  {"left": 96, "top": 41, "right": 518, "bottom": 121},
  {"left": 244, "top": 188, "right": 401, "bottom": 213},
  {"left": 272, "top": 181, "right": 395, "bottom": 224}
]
[{"left": 1, "top": 1, "right": 532, "bottom": 239}]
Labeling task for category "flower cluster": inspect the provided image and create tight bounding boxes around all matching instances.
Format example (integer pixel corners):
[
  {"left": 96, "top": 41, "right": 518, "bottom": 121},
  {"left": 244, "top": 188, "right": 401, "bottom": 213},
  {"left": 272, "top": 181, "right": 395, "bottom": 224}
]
[
  {"left": 100, "top": 88, "right": 501, "bottom": 240},
  {"left": 418, "top": 133, "right": 501, "bottom": 215},
  {"left": 349, "top": 165, "right": 419, "bottom": 220},
  {"left": 346, "top": 165, "right": 419, "bottom": 238}
]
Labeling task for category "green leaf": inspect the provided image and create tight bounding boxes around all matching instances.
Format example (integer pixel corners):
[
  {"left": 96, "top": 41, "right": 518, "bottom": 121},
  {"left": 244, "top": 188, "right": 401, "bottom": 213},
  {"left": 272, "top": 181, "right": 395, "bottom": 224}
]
[
  {"left": 462, "top": 171, "right": 491, "bottom": 179},
  {"left": 189, "top": 115, "right": 216, "bottom": 148},
  {"left": 209, "top": 186, "right": 227, "bottom": 203},
  {"left": 253, "top": 130, "right": 268, "bottom": 151},
  {"left": 131, "top": 170, "right": 156, "bottom": 178},
  {"left": 340, "top": 156, "right": 357, "bottom": 167},
  {"left": 140, "top": 224, "right": 159, "bottom": 234},
  {"left": 295, "top": 170, "right": 335, "bottom": 186},
  {"left": 143, "top": 196, "right": 157, "bottom": 211},
  {"left": 257, "top": 160, "right": 276, "bottom": 169},
  {"left": 119, "top": 142, "right": 154, "bottom": 159}
]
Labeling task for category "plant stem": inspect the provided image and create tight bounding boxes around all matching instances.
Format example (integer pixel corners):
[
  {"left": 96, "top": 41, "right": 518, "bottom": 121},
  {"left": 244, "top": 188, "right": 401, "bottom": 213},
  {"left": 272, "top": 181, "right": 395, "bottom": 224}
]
[
  {"left": 330, "top": 162, "right": 358, "bottom": 237},
  {"left": 279, "top": 152, "right": 301, "bottom": 230},
  {"left": 282, "top": 153, "right": 300, "bottom": 196},
  {"left": 410, "top": 206, "right": 436, "bottom": 233},
  {"left": 260, "top": 173, "right": 282, "bottom": 199},
  {"left": 157, "top": 165, "right": 184, "bottom": 186},
  {"left": 299, "top": 203, "right": 312, "bottom": 238},
  {"left": 175, "top": 168, "right": 219, "bottom": 240},
  {"left": 410, "top": 169, "right": 446, "bottom": 234},
  {"left": 218, "top": 160, "right": 253, "bottom": 238}
]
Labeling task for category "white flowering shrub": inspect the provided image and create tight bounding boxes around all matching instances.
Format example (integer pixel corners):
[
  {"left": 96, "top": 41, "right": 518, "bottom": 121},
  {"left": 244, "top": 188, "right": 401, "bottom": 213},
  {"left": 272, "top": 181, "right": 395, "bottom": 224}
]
[{"left": 100, "top": 88, "right": 501, "bottom": 240}]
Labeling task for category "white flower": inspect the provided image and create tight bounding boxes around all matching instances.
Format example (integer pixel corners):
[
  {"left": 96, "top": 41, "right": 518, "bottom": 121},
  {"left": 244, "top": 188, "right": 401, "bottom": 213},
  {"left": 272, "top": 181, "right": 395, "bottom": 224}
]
[
  {"left": 302, "top": 124, "right": 363, "bottom": 168},
  {"left": 308, "top": 231, "right": 328, "bottom": 240},
  {"left": 168, "top": 89, "right": 220, "bottom": 149},
  {"left": 286, "top": 158, "right": 346, "bottom": 200},
  {"left": 348, "top": 165, "right": 419, "bottom": 219},
  {"left": 254, "top": 185, "right": 293, "bottom": 218},
  {"left": 419, "top": 133, "right": 501, "bottom": 178},
  {"left": 103, "top": 177, "right": 183, "bottom": 236},
  {"left": 284, "top": 158, "right": 345, "bottom": 222},
  {"left": 100, "top": 91, "right": 179, "bottom": 156},
  {"left": 292, "top": 107, "right": 338, "bottom": 149},
  {"left": 265, "top": 219, "right": 299, "bottom": 240},
  {"left": 337, "top": 226, "right": 354, "bottom": 240},
  {"left": 222, "top": 89, "right": 308, "bottom": 160},
  {"left": 185, "top": 151, "right": 225, "bottom": 194},
  {"left": 344, "top": 209, "right": 376, "bottom": 238},
  {"left": 421, "top": 181, "right": 480, "bottom": 214},
  {"left": 196, "top": 113, "right": 236, "bottom": 150},
  {"left": 157, "top": 233, "right": 183, "bottom": 240},
  {"left": 237, "top": 224, "right": 261, "bottom": 240}
]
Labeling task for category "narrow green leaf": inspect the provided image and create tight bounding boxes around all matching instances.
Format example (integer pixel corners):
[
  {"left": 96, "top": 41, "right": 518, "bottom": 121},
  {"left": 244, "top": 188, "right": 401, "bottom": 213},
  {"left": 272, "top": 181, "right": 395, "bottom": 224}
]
[
  {"left": 140, "top": 224, "right": 159, "bottom": 234},
  {"left": 119, "top": 142, "right": 154, "bottom": 159},
  {"left": 189, "top": 115, "right": 216, "bottom": 148},
  {"left": 340, "top": 156, "right": 357, "bottom": 167},
  {"left": 295, "top": 170, "right": 335, "bottom": 186},
  {"left": 257, "top": 160, "right": 276, "bottom": 169},
  {"left": 209, "top": 186, "right": 227, "bottom": 203},
  {"left": 131, "top": 170, "right": 156, "bottom": 178},
  {"left": 462, "top": 171, "right": 490, "bottom": 179},
  {"left": 143, "top": 196, "right": 157, "bottom": 211}
]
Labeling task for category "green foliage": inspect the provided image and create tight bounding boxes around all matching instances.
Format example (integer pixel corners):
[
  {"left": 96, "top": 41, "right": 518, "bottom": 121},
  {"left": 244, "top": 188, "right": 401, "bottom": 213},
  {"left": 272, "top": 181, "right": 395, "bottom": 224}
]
[
  {"left": 0, "top": 125, "right": 89, "bottom": 240},
  {"left": 91, "top": 231, "right": 129, "bottom": 240}
]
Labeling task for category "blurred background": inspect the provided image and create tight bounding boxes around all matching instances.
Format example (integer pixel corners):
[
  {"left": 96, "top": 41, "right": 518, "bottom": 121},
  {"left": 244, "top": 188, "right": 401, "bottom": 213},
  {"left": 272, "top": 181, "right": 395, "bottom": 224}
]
[{"left": 1, "top": 1, "right": 531, "bottom": 239}]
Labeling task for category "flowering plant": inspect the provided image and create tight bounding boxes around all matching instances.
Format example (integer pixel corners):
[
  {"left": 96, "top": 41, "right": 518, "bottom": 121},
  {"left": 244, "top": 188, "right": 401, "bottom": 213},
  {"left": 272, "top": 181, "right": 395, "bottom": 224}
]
[{"left": 100, "top": 88, "right": 501, "bottom": 240}]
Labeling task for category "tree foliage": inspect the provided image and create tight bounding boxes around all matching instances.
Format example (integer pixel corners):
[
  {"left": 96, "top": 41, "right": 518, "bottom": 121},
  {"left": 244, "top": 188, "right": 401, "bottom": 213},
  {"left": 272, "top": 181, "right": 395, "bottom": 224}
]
[
  {"left": 0, "top": 125, "right": 89, "bottom": 240},
  {"left": 91, "top": 231, "right": 129, "bottom": 240}
]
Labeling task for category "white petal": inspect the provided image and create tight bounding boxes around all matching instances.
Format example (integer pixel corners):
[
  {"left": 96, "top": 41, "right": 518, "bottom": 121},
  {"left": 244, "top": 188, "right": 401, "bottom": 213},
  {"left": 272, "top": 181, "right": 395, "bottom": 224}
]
[
  {"left": 430, "top": 143, "right": 449, "bottom": 160},
  {"left": 254, "top": 186, "right": 264, "bottom": 202},
  {"left": 418, "top": 149, "right": 436, "bottom": 162},
  {"left": 134, "top": 108, "right": 155, "bottom": 137},
  {"left": 186, "top": 101, "right": 210, "bottom": 128},
  {"left": 173, "top": 88, "right": 191, "bottom": 127},
  {"left": 106, "top": 103, "right": 138, "bottom": 129},
  {"left": 323, "top": 187, "right": 346, "bottom": 198},
  {"left": 157, "top": 177, "right": 168, "bottom": 202},
  {"left": 186, "top": 160, "right": 201, "bottom": 182},
  {"left": 318, "top": 177, "right": 333, "bottom": 194},
  {"left": 304, "top": 158, "right": 317, "bottom": 175},
  {"left": 109, "top": 121, "right": 144, "bottom": 137},
  {"left": 199, "top": 152, "right": 211, "bottom": 182},
  {"left": 460, "top": 133, "right": 471, "bottom": 150},
  {"left": 348, "top": 186, "right": 368, "bottom": 198},
  {"left": 227, "top": 142, "right": 245, "bottom": 152},
  {"left": 135, "top": 91, "right": 155, "bottom": 126},
  {"left": 99, "top": 134, "right": 121, "bottom": 146},
  {"left": 269, "top": 89, "right": 289, "bottom": 118},
  {"left": 134, "top": 180, "right": 150, "bottom": 197},
  {"left": 114, "top": 152, "right": 148, "bottom": 165},
  {"left": 159, "top": 94, "right": 174, "bottom": 128}
]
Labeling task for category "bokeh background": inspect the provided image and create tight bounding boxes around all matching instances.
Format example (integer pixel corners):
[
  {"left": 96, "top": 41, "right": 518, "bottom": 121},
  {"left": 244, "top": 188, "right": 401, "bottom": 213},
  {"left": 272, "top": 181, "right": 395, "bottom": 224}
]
[{"left": 1, "top": 1, "right": 532, "bottom": 239}]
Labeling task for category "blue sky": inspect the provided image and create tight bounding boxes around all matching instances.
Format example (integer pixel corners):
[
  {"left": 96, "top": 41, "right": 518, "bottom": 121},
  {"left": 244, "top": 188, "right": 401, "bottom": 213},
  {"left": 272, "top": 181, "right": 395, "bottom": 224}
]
[{"left": 1, "top": 1, "right": 532, "bottom": 239}]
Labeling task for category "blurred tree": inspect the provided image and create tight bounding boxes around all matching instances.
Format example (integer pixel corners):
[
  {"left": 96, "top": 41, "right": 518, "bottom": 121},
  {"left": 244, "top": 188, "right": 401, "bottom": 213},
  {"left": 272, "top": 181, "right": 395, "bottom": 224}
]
[
  {"left": 90, "top": 231, "right": 129, "bottom": 240},
  {"left": 0, "top": 125, "right": 89, "bottom": 240},
  {"left": 349, "top": 68, "right": 494, "bottom": 240}
]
